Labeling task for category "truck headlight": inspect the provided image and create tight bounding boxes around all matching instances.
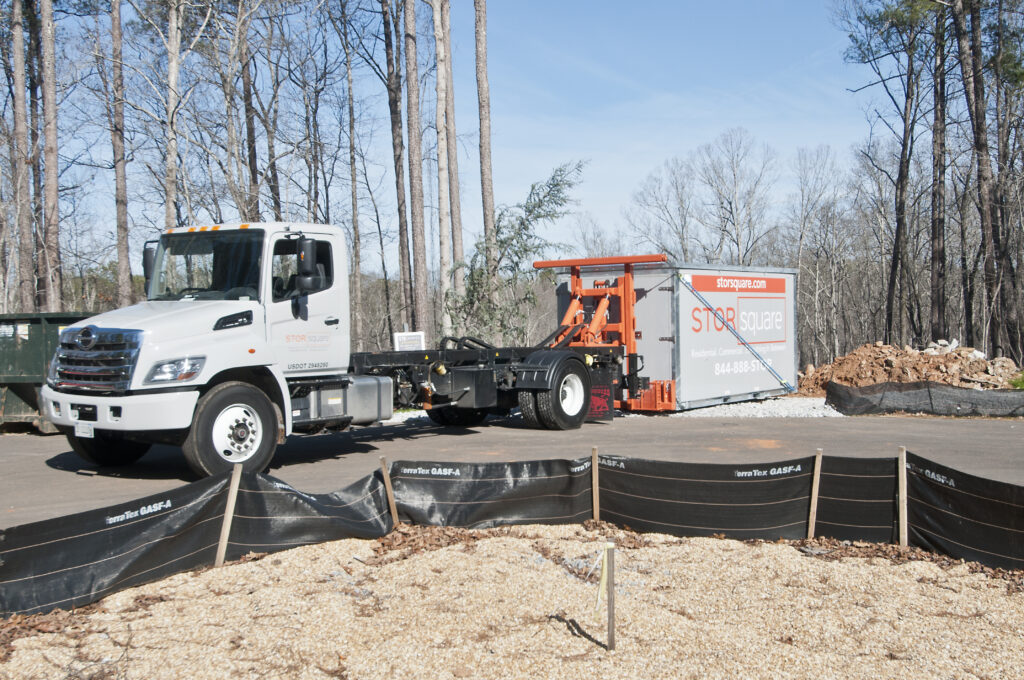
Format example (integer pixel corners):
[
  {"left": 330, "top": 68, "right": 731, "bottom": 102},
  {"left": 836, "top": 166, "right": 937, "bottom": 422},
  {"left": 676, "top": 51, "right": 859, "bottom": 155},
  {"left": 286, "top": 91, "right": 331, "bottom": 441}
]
[{"left": 145, "top": 357, "right": 206, "bottom": 384}]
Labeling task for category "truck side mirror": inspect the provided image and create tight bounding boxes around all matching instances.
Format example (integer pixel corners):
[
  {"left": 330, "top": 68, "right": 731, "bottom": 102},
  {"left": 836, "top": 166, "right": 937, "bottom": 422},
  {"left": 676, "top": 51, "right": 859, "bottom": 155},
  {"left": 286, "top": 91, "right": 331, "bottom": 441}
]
[
  {"left": 295, "top": 237, "right": 317, "bottom": 293},
  {"left": 142, "top": 242, "right": 157, "bottom": 292}
]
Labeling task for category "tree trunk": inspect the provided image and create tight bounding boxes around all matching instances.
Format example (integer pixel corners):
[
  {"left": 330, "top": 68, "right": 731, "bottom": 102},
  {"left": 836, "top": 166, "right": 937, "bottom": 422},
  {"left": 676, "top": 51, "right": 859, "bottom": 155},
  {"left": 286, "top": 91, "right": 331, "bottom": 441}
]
[
  {"left": 429, "top": 0, "right": 452, "bottom": 337},
  {"left": 26, "top": 0, "right": 43, "bottom": 309},
  {"left": 990, "top": 0, "right": 1022, "bottom": 361},
  {"left": 951, "top": 0, "right": 1001, "bottom": 356},
  {"left": 884, "top": 47, "right": 917, "bottom": 345},
  {"left": 39, "top": 0, "right": 59, "bottom": 311},
  {"left": 381, "top": 0, "right": 411, "bottom": 332},
  {"left": 474, "top": 0, "right": 497, "bottom": 301},
  {"left": 929, "top": 5, "right": 947, "bottom": 342},
  {"left": 165, "top": 0, "right": 182, "bottom": 232},
  {"left": 110, "top": 0, "right": 133, "bottom": 306},
  {"left": 441, "top": 0, "right": 464, "bottom": 299},
  {"left": 12, "top": 0, "right": 34, "bottom": 311},
  {"left": 242, "top": 47, "right": 261, "bottom": 222},
  {"left": 341, "top": 2, "right": 362, "bottom": 351},
  {"left": 405, "top": 0, "right": 429, "bottom": 334}
]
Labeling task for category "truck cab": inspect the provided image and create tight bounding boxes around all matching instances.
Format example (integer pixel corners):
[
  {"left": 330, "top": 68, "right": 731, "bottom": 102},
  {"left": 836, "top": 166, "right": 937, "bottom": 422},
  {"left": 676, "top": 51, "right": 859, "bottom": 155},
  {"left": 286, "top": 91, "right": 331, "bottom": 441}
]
[{"left": 41, "top": 222, "right": 391, "bottom": 477}]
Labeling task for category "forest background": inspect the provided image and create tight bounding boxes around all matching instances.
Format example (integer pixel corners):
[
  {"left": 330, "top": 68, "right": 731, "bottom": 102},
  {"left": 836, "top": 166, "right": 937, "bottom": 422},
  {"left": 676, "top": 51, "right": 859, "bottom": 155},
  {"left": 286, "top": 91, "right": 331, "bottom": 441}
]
[{"left": 0, "top": 0, "right": 1022, "bottom": 368}]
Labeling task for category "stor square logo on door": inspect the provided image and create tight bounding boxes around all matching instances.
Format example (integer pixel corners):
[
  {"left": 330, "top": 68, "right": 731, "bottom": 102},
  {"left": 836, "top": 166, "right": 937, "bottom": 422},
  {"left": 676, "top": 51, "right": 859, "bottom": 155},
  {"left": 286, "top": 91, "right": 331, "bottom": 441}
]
[{"left": 735, "top": 296, "right": 787, "bottom": 344}]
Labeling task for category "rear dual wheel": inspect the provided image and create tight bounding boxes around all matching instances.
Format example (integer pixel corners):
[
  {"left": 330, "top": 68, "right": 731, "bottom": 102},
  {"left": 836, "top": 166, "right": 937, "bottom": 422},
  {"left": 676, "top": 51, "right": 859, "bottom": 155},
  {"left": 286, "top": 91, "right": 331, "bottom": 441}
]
[{"left": 519, "top": 359, "right": 591, "bottom": 431}]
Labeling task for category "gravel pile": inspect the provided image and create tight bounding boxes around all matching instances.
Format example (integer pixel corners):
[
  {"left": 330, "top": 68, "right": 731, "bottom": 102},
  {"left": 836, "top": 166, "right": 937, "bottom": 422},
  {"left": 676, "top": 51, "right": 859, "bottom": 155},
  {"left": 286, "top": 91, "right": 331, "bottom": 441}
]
[
  {"left": 4, "top": 523, "right": 1022, "bottom": 679},
  {"left": 799, "top": 341, "right": 1022, "bottom": 396},
  {"left": 669, "top": 396, "right": 842, "bottom": 418}
]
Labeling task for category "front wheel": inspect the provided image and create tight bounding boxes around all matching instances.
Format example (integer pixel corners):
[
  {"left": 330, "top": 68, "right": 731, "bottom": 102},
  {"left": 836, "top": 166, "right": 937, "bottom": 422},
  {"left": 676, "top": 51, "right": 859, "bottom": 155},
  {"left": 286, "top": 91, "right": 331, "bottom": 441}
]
[
  {"left": 66, "top": 431, "right": 152, "bottom": 467},
  {"left": 537, "top": 360, "right": 591, "bottom": 430},
  {"left": 183, "top": 382, "right": 278, "bottom": 477}
]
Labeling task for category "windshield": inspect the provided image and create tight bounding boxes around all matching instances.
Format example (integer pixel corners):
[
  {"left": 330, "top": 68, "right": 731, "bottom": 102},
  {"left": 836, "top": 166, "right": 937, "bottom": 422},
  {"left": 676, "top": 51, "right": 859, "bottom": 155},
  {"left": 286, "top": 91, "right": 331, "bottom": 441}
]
[{"left": 148, "top": 229, "right": 264, "bottom": 301}]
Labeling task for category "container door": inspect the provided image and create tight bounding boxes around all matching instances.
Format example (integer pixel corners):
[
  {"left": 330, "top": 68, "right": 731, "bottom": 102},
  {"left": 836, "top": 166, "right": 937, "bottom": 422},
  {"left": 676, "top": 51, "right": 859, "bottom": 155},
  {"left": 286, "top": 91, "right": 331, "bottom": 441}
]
[{"left": 676, "top": 269, "right": 797, "bottom": 405}]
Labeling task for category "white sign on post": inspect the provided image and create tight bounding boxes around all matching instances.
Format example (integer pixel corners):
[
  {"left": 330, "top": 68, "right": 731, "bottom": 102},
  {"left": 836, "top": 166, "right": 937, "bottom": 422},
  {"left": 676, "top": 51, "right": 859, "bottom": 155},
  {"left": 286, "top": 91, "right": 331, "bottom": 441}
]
[{"left": 393, "top": 331, "right": 426, "bottom": 352}]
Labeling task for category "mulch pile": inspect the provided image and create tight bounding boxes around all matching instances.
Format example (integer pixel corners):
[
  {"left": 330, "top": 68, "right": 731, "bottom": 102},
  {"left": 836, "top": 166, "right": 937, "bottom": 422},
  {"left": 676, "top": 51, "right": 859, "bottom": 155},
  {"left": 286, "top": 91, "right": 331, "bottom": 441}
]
[
  {"left": 798, "top": 341, "right": 1021, "bottom": 396},
  {"left": 4, "top": 523, "right": 1024, "bottom": 669}
]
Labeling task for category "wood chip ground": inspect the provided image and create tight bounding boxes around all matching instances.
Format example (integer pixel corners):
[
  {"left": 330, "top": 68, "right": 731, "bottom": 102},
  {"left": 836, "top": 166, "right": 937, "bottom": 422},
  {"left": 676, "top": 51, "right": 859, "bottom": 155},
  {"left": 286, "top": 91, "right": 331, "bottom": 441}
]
[{"left": 3, "top": 524, "right": 1023, "bottom": 679}]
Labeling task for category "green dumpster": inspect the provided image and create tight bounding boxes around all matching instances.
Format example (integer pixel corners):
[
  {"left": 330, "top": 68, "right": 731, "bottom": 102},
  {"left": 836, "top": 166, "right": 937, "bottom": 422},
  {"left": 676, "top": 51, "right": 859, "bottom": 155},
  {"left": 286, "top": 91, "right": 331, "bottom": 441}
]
[{"left": 0, "top": 312, "right": 88, "bottom": 433}]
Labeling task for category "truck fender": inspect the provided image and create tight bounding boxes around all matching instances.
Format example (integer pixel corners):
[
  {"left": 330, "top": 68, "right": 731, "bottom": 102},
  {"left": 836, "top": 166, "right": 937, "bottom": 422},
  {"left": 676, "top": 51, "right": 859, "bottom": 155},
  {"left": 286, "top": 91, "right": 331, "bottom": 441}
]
[
  {"left": 265, "top": 364, "right": 292, "bottom": 437},
  {"left": 201, "top": 364, "right": 293, "bottom": 437},
  {"left": 514, "top": 350, "right": 586, "bottom": 391}
]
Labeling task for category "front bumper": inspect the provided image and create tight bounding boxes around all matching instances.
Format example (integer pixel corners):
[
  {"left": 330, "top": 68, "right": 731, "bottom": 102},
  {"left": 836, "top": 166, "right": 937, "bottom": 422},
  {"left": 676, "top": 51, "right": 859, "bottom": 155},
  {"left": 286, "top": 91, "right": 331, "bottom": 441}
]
[{"left": 40, "top": 385, "right": 200, "bottom": 432}]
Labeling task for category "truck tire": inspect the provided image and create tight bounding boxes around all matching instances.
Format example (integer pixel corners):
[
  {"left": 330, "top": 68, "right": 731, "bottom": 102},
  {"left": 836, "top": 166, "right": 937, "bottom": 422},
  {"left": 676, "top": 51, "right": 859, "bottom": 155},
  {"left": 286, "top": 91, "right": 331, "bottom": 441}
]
[
  {"left": 66, "top": 432, "right": 151, "bottom": 467},
  {"left": 183, "top": 381, "right": 278, "bottom": 477},
  {"left": 518, "top": 389, "right": 545, "bottom": 429},
  {"left": 425, "top": 406, "right": 488, "bottom": 427},
  {"left": 537, "top": 360, "right": 590, "bottom": 430}
]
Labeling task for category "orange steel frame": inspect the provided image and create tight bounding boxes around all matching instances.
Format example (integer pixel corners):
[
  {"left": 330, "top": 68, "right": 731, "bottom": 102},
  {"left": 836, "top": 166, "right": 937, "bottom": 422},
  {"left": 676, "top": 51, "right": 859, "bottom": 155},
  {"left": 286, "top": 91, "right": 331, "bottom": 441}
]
[{"left": 532, "top": 254, "right": 676, "bottom": 412}]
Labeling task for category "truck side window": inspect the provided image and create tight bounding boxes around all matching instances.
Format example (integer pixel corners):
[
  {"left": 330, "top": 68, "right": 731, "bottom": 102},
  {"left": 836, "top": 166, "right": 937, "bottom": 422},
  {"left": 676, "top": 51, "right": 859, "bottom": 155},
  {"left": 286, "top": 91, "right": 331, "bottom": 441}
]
[{"left": 271, "top": 239, "right": 333, "bottom": 302}]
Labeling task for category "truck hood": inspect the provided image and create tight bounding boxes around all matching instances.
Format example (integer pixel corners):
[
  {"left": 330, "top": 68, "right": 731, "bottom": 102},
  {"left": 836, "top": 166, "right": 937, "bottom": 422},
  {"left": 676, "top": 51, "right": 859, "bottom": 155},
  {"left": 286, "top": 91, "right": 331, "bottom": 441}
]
[{"left": 70, "top": 300, "right": 262, "bottom": 340}]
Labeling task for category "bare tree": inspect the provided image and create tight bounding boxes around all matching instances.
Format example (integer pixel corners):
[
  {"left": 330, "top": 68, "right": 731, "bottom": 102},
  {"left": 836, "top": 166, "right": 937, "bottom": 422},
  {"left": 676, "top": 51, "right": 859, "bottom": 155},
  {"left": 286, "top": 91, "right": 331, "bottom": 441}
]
[
  {"left": 11, "top": 0, "right": 34, "bottom": 311},
  {"left": 930, "top": 3, "right": 948, "bottom": 341},
  {"left": 379, "top": 0, "right": 411, "bottom": 331},
  {"left": 427, "top": 0, "right": 452, "bottom": 336},
  {"left": 625, "top": 157, "right": 694, "bottom": 263},
  {"left": 692, "top": 128, "right": 776, "bottom": 266},
  {"left": 109, "top": 0, "right": 133, "bottom": 305},
  {"left": 38, "top": 0, "right": 59, "bottom": 311},
  {"left": 441, "top": 0, "right": 463, "bottom": 298},
  {"left": 340, "top": 0, "right": 362, "bottom": 351},
  {"left": 842, "top": 0, "right": 926, "bottom": 345},
  {"left": 950, "top": 0, "right": 1002, "bottom": 356},
  {"left": 474, "top": 0, "right": 496, "bottom": 297},
  {"left": 405, "top": 0, "right": 428, "bottom": 334}
]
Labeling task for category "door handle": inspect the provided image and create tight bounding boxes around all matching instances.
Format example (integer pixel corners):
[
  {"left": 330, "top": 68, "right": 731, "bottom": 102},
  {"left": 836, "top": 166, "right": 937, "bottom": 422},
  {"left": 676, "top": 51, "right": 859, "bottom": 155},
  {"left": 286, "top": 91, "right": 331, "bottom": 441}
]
[{"left": 325, "top": 317, "right": 340, "bottom": 326}]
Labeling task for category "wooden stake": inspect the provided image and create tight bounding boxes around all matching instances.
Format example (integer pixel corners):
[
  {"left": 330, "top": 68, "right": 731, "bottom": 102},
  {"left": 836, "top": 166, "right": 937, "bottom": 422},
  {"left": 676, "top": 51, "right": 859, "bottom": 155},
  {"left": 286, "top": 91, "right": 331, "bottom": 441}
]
[
  {"left": 807, "top": 449, "right": 823, "bottom": 539},
  {"left": 605, "top": 542, "right": 615, "bottom": 651},
  {"left": 380, "top": 456, "right": 400, "bottom": 527},
  {"left": 898, "top": 446, "right": 908, "bottom": 547},
  {"left": 215, "top": 463, "right": 244, "bottom": 567},
  {"left": 592, "top": 447, "right": 600, "bottom": 521}
]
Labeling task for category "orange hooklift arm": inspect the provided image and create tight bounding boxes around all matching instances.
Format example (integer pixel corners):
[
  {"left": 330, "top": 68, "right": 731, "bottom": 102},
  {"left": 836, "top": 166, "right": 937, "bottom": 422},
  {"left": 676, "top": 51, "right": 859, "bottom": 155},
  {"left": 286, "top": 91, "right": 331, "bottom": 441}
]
[
  {"left": 533, "top": 253, "right": 668, "bottom": 270},
  {"left": 533, "top": 253, "right": 676, "bottom": 413}
]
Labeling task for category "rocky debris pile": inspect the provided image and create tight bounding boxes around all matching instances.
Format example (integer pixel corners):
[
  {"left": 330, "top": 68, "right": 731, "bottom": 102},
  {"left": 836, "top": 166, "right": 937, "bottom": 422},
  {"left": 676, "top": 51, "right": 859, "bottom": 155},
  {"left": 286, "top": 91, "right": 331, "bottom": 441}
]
[{"left": 798, "top": 340, "right": 1021, "bottom": 396}]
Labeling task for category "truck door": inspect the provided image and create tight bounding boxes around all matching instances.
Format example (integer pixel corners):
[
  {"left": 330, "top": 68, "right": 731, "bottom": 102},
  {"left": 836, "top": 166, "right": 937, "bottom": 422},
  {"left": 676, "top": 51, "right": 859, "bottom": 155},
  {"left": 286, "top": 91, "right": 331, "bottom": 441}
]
[{"left": 266, "top": 233, "right": 350, "bottom": 375}]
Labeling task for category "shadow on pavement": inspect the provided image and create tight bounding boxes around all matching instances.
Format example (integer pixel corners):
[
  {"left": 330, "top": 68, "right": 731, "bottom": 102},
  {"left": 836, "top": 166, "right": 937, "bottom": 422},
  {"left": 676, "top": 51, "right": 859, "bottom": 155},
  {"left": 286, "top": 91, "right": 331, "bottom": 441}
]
[
  {"left": 41, "top": 413, "right": 549, "bottom": 480},
  {"left": 45, "top": 445, "right": 195, "bottom": 482}
]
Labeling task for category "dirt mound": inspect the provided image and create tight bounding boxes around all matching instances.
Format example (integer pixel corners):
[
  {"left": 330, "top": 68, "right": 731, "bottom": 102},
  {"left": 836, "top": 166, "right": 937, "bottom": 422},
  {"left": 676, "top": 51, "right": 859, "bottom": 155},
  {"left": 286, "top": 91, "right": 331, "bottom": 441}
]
[{"left": 798, "top": 341, "right": 1021, "bottom": 396}]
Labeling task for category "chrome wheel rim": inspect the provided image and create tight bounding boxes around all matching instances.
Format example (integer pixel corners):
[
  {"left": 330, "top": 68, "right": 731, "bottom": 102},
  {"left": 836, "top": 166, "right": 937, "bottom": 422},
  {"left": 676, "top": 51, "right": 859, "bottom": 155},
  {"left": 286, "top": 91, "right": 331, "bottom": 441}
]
[
  {"left": 211, "top": 403, "right": 263, "bottom": 462},
  {"left": 558, "top": 373, "right": 586, "bottom": 416}
]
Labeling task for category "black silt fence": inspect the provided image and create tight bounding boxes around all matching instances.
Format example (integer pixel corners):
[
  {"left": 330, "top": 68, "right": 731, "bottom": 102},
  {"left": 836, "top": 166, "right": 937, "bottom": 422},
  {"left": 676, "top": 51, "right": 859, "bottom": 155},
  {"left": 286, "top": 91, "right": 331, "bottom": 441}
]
[
  {"left": 906, "top": 453, "right": 1024, "bottom": 570},
  {"left": 597, "top": 455, "right": 816, "bottom": 540},
  {"left": 389, "top": 458, "right": 593, "bottom": 529},
  {"left": 816, "top": 456, "right": 897, "bottom": 543},
  {"left": 225, "top": 472, "right": 392, "bottom": 560},
  {"left": 827, "top": 381, "right": 1024, "bottom": 417},
  {"left": 0, "top": 471, "right": 392, "bottom": 617},
  {"left": 0, "top": 474, "right": 229, "bottom": 616}
]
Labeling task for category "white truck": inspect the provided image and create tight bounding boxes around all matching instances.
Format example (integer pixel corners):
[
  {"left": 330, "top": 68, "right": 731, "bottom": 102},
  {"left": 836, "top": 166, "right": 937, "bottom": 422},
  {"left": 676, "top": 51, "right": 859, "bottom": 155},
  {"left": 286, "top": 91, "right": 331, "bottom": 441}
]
[
  {"left": 41, "top": 223, "right": 626, "bottom": 477},
  {"left": 41, "top": 224, "right": 796, "bottom": 478}
]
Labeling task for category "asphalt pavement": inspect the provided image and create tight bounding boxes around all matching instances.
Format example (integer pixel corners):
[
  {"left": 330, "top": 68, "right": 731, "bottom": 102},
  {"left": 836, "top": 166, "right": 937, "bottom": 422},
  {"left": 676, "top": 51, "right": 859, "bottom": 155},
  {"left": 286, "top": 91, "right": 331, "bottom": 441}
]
[{"left": 2, "top": 412, "right": 1022, "bottom": 529}]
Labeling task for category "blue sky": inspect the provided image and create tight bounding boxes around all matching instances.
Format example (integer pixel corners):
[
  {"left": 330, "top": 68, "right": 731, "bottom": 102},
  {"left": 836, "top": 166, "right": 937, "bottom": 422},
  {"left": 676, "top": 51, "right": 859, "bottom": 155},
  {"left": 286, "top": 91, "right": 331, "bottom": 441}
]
[{"left": 441, "top": 0, "right": 875, "bottom": 249}]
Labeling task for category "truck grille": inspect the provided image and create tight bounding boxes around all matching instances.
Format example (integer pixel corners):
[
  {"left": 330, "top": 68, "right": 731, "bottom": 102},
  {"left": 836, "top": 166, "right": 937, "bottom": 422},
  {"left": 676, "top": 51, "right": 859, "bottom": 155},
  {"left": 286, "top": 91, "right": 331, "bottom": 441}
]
[{"left": 53, "top": 327, "right": 143, "bottom": 394}]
